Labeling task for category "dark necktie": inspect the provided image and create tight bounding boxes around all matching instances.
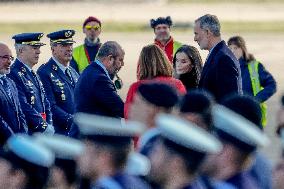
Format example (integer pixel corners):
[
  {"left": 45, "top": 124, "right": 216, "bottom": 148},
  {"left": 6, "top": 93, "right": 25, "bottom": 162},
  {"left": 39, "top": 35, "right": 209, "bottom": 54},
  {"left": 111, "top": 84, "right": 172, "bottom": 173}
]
[
  {"left": 1, "top": 76, "right": 12, "bottom": 100},
  {"left": 65, "top": 68, "right": 73, "bottom": 83},
  {"left": 31, "top": 70, "right": 40, "bottom": 86}
]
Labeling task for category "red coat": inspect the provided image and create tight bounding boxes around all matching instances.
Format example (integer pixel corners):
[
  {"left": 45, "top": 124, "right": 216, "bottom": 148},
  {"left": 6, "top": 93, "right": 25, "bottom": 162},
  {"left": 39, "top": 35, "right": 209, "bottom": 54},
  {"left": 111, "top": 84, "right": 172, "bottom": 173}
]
[
  {"left": 124, "top": 76, "right": 186, "bottom": 119},
  {"left": 155, "top": 37, "right": 174, "bottom": 63}
]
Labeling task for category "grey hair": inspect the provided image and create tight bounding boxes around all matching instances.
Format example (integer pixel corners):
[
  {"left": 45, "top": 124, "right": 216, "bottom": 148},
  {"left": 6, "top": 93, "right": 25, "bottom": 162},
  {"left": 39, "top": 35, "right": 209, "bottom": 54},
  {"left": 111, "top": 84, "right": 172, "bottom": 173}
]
[
  {"left": 97, "top": 41, "right": 123, "bottom": 59},
  {"left": 50, "top": 41, "right": 58, "bottom": 47},
  {"left": 14, "top": 43, "right": 26, "bottom": 55},
  {"left": 195, "top": 14, "right": 221, "bottom": 37}
]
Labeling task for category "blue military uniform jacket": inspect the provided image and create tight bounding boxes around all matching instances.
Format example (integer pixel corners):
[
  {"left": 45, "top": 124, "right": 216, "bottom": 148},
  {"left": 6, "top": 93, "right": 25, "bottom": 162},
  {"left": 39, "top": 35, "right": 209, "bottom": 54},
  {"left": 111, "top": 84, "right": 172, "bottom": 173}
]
[
  {"left": 8, "top": 59, "right": 52, "bottom": 134},
  {"left": 93, "top": 173, "right": 151, "bottom": 189},
  {"left": 74, "top": 61, "right": 124, "bottom": 117},
  {"left": 37, "top": 58, "right": 79, "bottom": 135},
  {"left": 198, "top": 41, "right": 242, "bottom": 102},
  {"left": 0, "top": 76, "right": 27, "bottom": 144}
]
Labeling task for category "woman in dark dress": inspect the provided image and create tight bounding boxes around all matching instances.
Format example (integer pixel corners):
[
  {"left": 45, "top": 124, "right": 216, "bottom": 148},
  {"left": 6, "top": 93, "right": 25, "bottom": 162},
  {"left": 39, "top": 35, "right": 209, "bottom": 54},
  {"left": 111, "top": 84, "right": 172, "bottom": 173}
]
[{"left": 173, "top": 45, "right": 203, "bottom": 90}]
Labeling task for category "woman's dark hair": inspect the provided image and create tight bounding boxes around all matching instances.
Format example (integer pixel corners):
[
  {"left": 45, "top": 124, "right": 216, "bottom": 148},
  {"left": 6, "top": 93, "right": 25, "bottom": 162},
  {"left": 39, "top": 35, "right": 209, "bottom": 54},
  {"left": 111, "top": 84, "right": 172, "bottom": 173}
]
[
  {"left": 227, "top": 36, "right": 255, "bottom": 62},
  {"left": 173, "top": 45, "right": 203, "bottom": 90}
]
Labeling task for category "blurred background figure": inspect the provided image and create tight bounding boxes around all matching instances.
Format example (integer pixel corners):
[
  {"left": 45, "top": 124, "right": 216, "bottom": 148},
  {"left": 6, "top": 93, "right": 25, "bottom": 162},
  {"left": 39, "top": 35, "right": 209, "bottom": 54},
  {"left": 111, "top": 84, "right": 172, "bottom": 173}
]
[
  {"left": 148, "top": 114, "right": 222, "bottom": 189},
  {"left": 273, "top": 95, "right": 284, "bottom": 189},
  {"left": 128, "top": 82, "right": 179, "bottom": 130},
  {"left": 0, "top": 134, "right": 54, "bottom": 189},
  {"left": 150, "top": 16, "right": 183, "bottom": 63},
  {"left": 178, "top": 89, "right": 214, "bottom": 131},
  {"left": 75, "top": 113, "right": 150, "bottom": 189},
  {"left": 201, "top": 105, "right": 269, "bottom": 189},
  {"left": 71, "top": 16, "right": 102, "bottom": 74},
  {"left": 34, "top": 134, "right": 84, "bottom": 189},
  {"left": 173, "top": 45, "right": 203, "bottom": 90},
  {"left": 221, "top": 95, "right": 272, "bottom": 189},
  {"left": 228, "top": 36, "right": 277, "bottom": 127},
  {"left": 125, "top": 44, "right": 185, "bottom": 118},
  {"left": 194, "top": 14, "right": 242, "bottom": 102}
]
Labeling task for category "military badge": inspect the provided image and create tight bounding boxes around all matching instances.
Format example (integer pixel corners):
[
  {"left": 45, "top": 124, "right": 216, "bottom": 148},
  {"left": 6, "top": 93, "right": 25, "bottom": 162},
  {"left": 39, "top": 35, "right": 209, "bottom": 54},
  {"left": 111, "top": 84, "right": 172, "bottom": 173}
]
[
  {"left": 26, "top": 80, "right": 33, "bottom": 87},
  {"left": 52, "top": 65, "right": 58, "bottom": 71},
  {"left": 38, "top": 33, "right": 43, "bottom": 39},
  {"left": 18, "top": 71, "right": 23, "bottom": 77},
  {"left": 65, "top": 30, "right": 72, "bottom": 38},
  {"left": 61, "top": 94, "right": 66, "bottom": 101},
  {"left": 31, "top": 96, "right": 35, "bottom": 104},
  {"left": 21, "top": 67, "right": 26, "bottom": 73}
]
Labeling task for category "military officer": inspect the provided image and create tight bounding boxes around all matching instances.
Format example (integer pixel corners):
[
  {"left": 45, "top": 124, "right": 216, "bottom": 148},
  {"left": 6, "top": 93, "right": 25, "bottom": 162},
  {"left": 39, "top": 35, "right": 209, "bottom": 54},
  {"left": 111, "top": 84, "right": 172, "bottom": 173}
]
[
  {"left": 0, "top": 43, "right": 27, "bottom": 145},
  {"left": 8, "top": 33, "right": 54, "bottom": 135},
  {"left": 75, "top": 113, "right": 151, "bottom": 189},
  {"left": 37, "top": 30, "right": 79, "bottom": 135}
]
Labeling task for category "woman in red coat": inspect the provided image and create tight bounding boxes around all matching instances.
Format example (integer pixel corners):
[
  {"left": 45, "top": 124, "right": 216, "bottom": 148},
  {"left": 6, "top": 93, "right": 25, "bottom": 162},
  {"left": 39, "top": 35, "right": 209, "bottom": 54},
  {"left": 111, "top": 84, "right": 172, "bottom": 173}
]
[{"left": 124, "top": 44, "right": 186, "bottom": 119}]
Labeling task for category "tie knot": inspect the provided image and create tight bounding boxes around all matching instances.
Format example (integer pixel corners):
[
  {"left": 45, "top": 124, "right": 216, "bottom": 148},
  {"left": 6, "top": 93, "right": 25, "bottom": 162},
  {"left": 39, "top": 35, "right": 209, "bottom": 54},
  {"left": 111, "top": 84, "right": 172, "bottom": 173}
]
[{"left": 31, "top": 70, "right": 36, "bottom": 76}]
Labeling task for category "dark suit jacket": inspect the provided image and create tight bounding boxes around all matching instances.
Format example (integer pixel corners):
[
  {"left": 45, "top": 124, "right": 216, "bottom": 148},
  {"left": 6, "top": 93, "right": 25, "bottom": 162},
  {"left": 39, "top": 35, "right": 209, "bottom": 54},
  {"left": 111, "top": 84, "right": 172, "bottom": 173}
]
[
  {"left": 37, "top": 58, "right": 79, "bottom": 135},
  {"left": 198, "top": 41, "right": 242, "bottom": 102},
  {"left": 0, "top": 76, "right": 27, "bottom": 144},
  {"left": 74, "top": 61, "right": 124, "bottom": 117},
  {"left": 8, "top": 59, "right": 52, "bottom": 133}
]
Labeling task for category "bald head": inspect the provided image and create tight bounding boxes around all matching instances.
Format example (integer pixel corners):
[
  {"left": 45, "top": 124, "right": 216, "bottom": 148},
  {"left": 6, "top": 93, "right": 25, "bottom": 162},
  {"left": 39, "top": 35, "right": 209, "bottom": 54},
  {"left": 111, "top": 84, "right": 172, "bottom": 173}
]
[
  {"left": 0, "top": 43, "right": 10, "bottom": 52},
  {"left": 0, "top": 43, "right": 13, "bottom": 75},
  {"left": 96, "top": 41, "right": 125, "bottom": 75}
]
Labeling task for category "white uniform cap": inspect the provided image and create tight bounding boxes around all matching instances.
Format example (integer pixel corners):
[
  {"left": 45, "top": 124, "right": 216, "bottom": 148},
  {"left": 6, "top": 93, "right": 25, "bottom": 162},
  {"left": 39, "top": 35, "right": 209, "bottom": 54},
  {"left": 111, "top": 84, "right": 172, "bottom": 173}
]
[
  {"left": 212, "top": 105, "right": 269, "bottom": 148},
  {"left": 155, "top": 113, "right": 222, "bottom": 154},
  {"left": 33, "top": 133, "right": 85, "bottom": 160},
  {"left": 74, "top": 113, "right": 145, "bottom": 137},
  {"left": 6, "top": 134, "right": 54, "bottom": 168}
]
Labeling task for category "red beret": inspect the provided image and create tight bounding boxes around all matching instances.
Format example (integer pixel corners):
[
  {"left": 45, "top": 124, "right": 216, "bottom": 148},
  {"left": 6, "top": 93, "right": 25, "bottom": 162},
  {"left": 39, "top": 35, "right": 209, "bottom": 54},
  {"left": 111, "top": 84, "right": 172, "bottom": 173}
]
[{"left": 83, "top": 16, "right": 101, "bottom": 28}]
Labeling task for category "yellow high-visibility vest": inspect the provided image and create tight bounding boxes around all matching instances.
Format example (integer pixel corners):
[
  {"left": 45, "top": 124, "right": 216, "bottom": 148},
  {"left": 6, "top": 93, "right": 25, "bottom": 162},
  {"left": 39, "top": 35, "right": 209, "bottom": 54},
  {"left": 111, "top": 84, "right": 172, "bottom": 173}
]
[
  {"left": 173, "top": 41, "right": 183, "bottom": 56},
  {"left": 247, "top": 60, "right": 267, "bottom": 127},
  {"left": 73, "top": 44, "right": 91, "bottom": 73}
]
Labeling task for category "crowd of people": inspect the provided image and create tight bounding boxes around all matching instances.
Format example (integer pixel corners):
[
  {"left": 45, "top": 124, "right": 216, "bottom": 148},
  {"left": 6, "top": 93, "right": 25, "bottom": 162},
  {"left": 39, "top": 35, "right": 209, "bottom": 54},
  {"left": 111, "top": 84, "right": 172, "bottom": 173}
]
[{"left": 0, "top": 13, "right": 281, "bottom": 189}]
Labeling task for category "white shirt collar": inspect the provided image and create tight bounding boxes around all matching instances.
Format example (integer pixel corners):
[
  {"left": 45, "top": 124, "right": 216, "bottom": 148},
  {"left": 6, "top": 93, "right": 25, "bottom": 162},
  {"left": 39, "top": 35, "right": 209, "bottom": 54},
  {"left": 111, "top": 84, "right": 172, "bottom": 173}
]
[
  {"left": 206, "top": 41, "right": 221, "bottom": 63},
  {"left": 52, "top": 57, "right": 69, "bottom": 73},
  {"left": 17, "top": 58, "right": 33, "bottom": 72}
]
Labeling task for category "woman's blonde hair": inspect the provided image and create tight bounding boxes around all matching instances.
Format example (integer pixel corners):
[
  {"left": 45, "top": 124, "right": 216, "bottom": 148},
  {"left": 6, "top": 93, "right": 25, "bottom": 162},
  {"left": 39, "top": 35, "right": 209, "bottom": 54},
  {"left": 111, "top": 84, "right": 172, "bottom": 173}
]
[{"left": 137, "top": 44, "right": 173, "bottom": 80}]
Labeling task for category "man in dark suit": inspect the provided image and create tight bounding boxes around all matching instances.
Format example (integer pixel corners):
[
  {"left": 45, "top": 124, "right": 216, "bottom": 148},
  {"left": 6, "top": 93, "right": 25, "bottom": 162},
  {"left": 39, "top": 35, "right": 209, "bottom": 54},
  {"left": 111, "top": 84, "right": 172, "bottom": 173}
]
[
  {"left": 0, "top": 43, "right": 27, "bottom": 145},
  {"left": 74, "top": 41, "right": 124, "bottom": 117},
  {"left": 68, "top": 41, "right": 124, "bottom": 138},
  {"left": 37, "top": 30, "right": 79, "bottom": 135},
  {"left": 194, "top": 14, "right": 242, "bottom": 102},
  {"left": 8, "top": 33, "right": 54, "bottom": 135}
]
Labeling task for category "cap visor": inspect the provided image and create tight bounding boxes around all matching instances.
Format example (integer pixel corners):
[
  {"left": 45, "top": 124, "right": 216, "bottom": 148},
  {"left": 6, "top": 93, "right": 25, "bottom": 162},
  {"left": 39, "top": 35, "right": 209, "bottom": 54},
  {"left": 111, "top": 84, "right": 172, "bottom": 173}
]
[{"left": 55, "top": 40, "right": 76, "bottom": 44}]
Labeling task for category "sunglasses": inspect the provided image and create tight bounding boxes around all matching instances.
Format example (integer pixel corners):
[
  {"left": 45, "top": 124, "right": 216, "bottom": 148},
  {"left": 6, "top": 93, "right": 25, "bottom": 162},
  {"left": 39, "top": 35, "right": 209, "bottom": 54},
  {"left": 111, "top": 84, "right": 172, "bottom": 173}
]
[
  {"left": 85, "top": 25, "right": 101, "bottom": 30},
  {"left": 0, "top": 55, "right": 14, "bottom": 61}
]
